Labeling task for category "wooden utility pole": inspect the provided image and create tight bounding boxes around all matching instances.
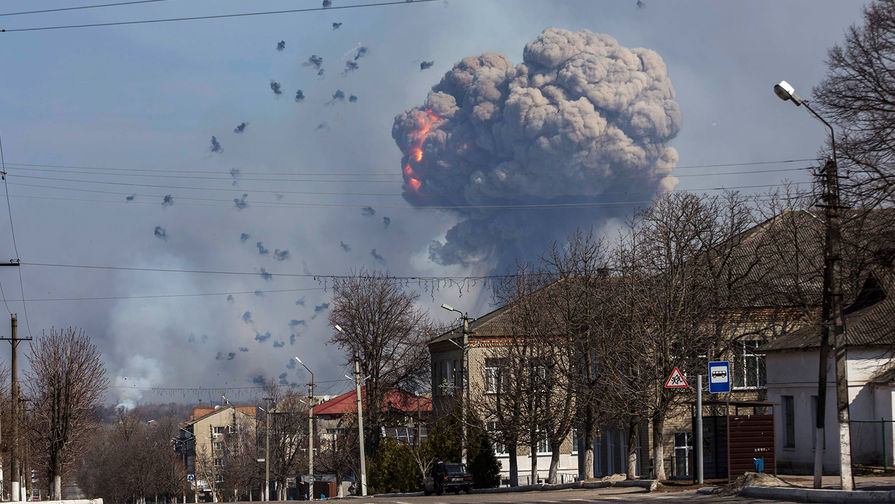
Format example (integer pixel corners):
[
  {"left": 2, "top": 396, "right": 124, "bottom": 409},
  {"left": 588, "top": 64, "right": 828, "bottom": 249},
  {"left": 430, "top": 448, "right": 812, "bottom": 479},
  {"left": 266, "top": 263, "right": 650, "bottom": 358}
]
[
  {"left": 1, "top": 314, "right": 30, "bottom": 502},
  {"left": 354, "top": 356, "right": 367, "bottom": 496}
]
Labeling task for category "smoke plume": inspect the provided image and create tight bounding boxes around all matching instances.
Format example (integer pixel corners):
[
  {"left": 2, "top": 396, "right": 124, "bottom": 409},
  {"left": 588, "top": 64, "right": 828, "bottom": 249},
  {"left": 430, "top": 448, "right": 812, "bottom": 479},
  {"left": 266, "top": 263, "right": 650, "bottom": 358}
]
[{"left": 392, "top": 28, "right": 681, "bottom": 270}]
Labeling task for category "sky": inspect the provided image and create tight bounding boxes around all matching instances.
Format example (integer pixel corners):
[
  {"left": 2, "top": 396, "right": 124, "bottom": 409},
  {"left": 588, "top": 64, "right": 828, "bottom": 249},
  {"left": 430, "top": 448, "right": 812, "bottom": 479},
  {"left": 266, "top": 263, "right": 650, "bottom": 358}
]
[{"left": 0, "top": 0, "right": 869, "bottom": 407}]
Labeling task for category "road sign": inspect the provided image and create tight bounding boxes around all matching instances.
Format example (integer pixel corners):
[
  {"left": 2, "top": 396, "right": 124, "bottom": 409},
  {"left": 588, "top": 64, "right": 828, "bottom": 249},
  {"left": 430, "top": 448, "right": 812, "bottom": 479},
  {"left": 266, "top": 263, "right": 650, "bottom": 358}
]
[
  {"left": 187, "top": 474, "right": 194, "bottom": 482},
  {"left": 664, "top": 367, "right": 689, "bottom": 388},
  {"left": 708, "top": 361, "right": 731, "bottom": 393}
]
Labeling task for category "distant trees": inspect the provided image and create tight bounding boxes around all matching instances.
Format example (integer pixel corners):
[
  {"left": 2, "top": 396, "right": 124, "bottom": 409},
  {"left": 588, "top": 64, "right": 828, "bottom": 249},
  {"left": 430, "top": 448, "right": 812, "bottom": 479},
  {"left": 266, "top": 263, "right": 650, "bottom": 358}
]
[{"left": 26, "top": 327, "right": 108, "bottom": 499}]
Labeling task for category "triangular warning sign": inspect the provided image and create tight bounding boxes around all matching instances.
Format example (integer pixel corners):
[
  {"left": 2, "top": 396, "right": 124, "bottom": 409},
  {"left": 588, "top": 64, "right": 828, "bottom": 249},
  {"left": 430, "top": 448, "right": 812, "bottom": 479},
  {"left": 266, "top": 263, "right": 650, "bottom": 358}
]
[{"left": 664, "top": 367, "right": 689, "bottom": 389}]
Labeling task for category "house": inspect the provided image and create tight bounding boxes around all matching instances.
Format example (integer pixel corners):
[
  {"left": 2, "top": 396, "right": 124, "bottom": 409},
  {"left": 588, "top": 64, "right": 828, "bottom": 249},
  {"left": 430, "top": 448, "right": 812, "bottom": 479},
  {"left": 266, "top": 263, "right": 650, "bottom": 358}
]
[
  {"left": 175, "top": 404, "right": 257, "bottom": 491},
  {"left": 763, "top": 272, "right": 895, "bottom": 474}
]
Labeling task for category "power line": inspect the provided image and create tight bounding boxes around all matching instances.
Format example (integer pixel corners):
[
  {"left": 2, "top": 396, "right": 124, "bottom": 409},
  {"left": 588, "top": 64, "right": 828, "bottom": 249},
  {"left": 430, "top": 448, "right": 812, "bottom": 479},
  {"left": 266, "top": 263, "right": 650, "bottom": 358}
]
[
  {"left": 0, "top": 134, "right": 31, "bottom": 336},
  {"left": 0, "top": 0, "right": 167, "bottom": 17},
  {"left": 0, "top": 0, "right": 439, "bottom": 33},
  {"left": 20, "top": 261, "right": 517, "bottom": 281},
  {"left": 2, "top": 286, "right": 324, "bottom": 303}
]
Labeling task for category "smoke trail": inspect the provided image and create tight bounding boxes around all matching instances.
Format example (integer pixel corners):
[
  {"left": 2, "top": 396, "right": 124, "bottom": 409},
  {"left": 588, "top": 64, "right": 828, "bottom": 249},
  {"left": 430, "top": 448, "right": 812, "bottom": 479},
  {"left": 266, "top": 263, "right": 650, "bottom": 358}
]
[
  {"left": 210, "top": 136, "right": 223, "bottom": 153},
  {"left": 354, "top": 46, "right": 368, "bottom": 60},
  {"left": 370, "top": 249, "right": 386, "bottom": 265},
  {"left": 392, "top": 28, "right": 681, "bottom": 270},
  {"left": 344, "top": 61, "right": 360, "bottom": 74}
]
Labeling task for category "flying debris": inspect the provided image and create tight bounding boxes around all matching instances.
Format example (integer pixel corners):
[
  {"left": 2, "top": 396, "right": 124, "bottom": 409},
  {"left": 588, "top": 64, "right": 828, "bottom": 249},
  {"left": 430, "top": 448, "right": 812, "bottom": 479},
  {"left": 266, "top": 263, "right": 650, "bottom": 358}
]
[
  {"left": 289, "top": 334, "right": 296, "bottom": 345},
  {"left": 230, "top": 168, "right": 240, "bottom": 180},
  {"left": 162, "top": 194, "right": 174, "bottom": 206},
  {"left": 234, "top": 193, "right": 248, "bottom": 210},
  {"left": 313, "top": 303, "right": 329, "bottom": 313},
  {"left": 361, "top": 206, "right": 375, "bottom": 216},
  {"left": 274, "top": 249, "right": 289, "bottom": 261},
  {"left": 125, "top": 194, "right": 135, "bottom": 202},
  {"left": 344, "top": 61, "right": 359, "bottom": 74},
  {"left": 318, "top": 68, "right": 325, "bottom": 77},
  {"left": 242, "top": 311, "right": 253, "bottom": 324},
  {"left": 240, "top": 232, "right": 250, "bottom": 243},
  {"left": 228, "top": 352, "right": 236, "bottom": 360},
  {"left": 419, "top": 60, "right": 434, "bottom": 71},
  {"left": 383, "top": 216, "right": 391, "bottom": 228},
  {"left": 295, "top": 298, "right": 305, "bottom": 306},
  {"left": 295, "top": 90, "right": 305, "bottom": 103},
  {"left": 276, "top": 40, "right": 286, "bottom": 51},
  {"left": 332, "top": 22, "right": 342, "bottom": 30},
  {"left": 322, "top": 0, "right": 332, "bottom": 7},
  {"left": 339, "top": 241, "right": 351, "bottom": 252},
  {"left": 370, "top": 249, "right": 386, "bottom": 265},
  {"left": 289, "top": 319, "right": 306, "bottom": 328},
  {"left": 234, "top": 122, "right": 248, "bottom": 134},
  {"left": 254, "top": 290, "right": 264, "bottom": 297},
  {"left": 304, "top": 55, "right": 324, "bottom": 71},
  {"left": 239, "top": 347, "right": 249, "bottom": 352},
  {"left": 153, "top": 226, "right": 167, "bottom": 240},
  {"left": 255, "top": 332, "right": 271, "bottom": 342},
  {"left": 316, "top": 122, "right": 328, "bottom": 131},
  {"left": 210, "top": 136, "right": 223, "bottom": 153},
  {"left": 329, "top": 89, "right": 346, "bottom": 104},
  {"left": 270, "top": 80, "right": 282, "bottom": 96},
  {"left": 256, "top": 242, "right": 269, "bottom": 255},
  {"left": 259, "top": 268, "right": 272, "bottom": 281},
  {"left": 636, "top": 0, "right": 645, "bottom": 8},
  {"left": 354, "top": 46, "right": 369, "bottom": 60},
  {"left": 393, "top": 28, "right": 681, "bottom": 271},
  {"left": 273, "top": 341, "right": 285, "bottom": 348},
  {"left": 226, "top": 294, "right": 234, "bottom": 303},
  {"left": 349, "top": 95, "right": 358, "bottom": 103}
]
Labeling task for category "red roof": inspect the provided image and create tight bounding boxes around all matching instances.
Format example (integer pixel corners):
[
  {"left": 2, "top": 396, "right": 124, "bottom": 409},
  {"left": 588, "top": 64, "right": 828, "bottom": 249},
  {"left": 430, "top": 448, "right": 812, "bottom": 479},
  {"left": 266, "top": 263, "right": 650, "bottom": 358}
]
[{"left": 313, "top": 387, "right": 431, "bottom": 416}]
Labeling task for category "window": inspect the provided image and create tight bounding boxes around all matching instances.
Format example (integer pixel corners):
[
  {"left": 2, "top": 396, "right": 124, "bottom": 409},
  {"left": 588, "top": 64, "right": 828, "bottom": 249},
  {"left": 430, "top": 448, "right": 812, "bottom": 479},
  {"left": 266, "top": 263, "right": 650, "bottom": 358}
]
[
  {"left": 811, "top": 396, "right": 825, "bottom": 450},
  {"left": 487, "top": 421, "right": 507, "bottom": 455},
  {"left": 453, "top": 360, "right": 461, "bottom": 389},
  {"left": 571, "top": 428, "right": 579, "bottom": 455},
  {"left": 485, "top": 358, "right": 507, "bottom": 394},
  {"left": 213, "top": 441, "right": 224, "bottom": 451},
  {"left": 213, "top": 426, "right": 226, "bottom": 434},
  {"left": 536, "top": 429, "right": 550, "bottom": 454},
  {"left": 673, "top": 433, "right": 691, "bottom": 477},
  {"left": 385, "top": 427, "right": 417, "bottom": 445},
  {"left": 214, "top": 458, "right": 224, "bottom": 467},
  {"left": 733, "top": 340, "right": 766, "bottom": 389},
  {"left": 783, "top": 395, "right": 795, "bottom": 448}
]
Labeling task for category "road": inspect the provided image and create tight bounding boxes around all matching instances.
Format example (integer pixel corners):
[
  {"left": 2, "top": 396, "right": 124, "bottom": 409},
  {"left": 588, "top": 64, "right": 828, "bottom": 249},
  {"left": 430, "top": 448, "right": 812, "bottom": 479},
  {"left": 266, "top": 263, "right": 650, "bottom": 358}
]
[{"left": 336, "top": 487, "right": 781, "bottom": 503}]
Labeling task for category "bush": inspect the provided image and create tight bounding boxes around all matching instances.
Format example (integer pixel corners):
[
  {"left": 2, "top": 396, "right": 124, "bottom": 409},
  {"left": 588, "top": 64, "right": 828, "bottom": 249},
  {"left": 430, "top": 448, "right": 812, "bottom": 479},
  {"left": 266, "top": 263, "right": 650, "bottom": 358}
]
[{"left": 367, "top": 437, "right": 421, "bottom": 494}]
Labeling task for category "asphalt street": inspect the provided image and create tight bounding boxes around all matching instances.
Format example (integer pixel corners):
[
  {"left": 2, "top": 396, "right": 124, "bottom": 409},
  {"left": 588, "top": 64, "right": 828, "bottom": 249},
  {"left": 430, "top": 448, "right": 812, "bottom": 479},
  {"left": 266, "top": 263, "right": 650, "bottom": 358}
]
[{"left": 333, "top": 487, "right": 781, "bottom": 503}]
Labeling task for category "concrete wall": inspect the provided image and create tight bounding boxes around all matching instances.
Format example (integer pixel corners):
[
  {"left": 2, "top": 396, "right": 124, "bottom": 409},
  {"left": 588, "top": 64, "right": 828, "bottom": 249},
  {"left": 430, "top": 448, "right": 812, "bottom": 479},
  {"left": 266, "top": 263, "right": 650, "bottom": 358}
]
[{"left": 765, "top": 347, "right": 895, "bottom": 474}]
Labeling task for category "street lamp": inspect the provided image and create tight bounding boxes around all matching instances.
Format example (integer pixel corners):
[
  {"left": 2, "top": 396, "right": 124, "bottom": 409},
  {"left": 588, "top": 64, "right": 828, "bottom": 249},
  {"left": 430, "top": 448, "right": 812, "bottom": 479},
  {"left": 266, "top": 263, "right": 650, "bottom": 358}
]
[
  {"left": 334, "top": 325, "right": 367, "bottom": 496},
  {"left": 774, "top": 79, "right": 852, "bottom": 491},
  {"left": 441, "top": 303, "right": 470, "bottom": 467},
  {"left": 262, "top": 397, "right": 272, "bottom": 501},
  {"left": 294, "top": 356, "right": 315, "bottom": 501}
]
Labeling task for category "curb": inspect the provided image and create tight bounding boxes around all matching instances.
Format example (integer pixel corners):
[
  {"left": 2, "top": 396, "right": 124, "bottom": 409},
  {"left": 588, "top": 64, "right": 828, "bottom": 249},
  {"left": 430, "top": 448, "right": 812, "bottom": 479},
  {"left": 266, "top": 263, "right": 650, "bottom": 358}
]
[
  {"left": 740, "top": 485, "right": 893, "bottom": 503},
  {"left": 371, "top": 478, "right": 654, "bottom": 498}
]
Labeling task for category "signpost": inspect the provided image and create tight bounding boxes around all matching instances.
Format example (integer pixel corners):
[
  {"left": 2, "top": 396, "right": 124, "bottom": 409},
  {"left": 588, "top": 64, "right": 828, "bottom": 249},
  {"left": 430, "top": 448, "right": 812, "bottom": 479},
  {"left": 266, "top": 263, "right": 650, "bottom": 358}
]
[
  {"left": 709, "top": 361, "right": 731, "bottom": 393},
  {"left": 664, "top": 367, "right": 689, "bottom": 389}
]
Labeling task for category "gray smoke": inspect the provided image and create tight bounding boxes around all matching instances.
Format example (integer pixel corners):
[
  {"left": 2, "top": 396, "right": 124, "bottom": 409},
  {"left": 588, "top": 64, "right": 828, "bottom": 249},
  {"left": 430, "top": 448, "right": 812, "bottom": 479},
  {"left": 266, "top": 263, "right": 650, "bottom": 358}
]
[
  {"left": 289, "top": 334, "right": 296, "bottom": 345},
  {"left": 277, "top": 40, "right": 286, "bottom": 51},
  {"left": 349, "top": 94, "right": 358, "bottom": 103},
  {"left": 323, "top": 0, "right": 332, "bottom": 7},
  {"left": 295, "top": 90, "right": 305, "bottom": 103},
  {"left": 289, "top": 319, "right": 306, "bottom": 328},
  {"left": 354, "top": 46, "right": 368, "bottom": 60},
  {"left": 329, "top": 89, "right": 346, "bottom": 104},
  {"left": 240, "top": 232, "right": 250, "bottom": 243},
  {"left": 392, "top": 28, "right": 680, "bottom": 270},
  {"left": 339, "top": 241, "right": 351, "bottom": 252},
  {"left": 162, "top": 194, "right": 174, "bottom": 207},
  {"left": 270, "top": 80, "right": 282, "bottom": 96},
  {"left": 274, "top": 249, "right": 289, "bottom": 261},
  {"left": 242, "top": 311, "right": 253, "bottom": 323},
  {"left": 153, "top": 226, "right": 167, "bottom": 240},
  {"left": 420, "top": 60, "right": 434, "bottom": 71},
  {"left": 361, "top": 206, "right": 375, "bottom": 216},
  {"left": 383, "top": 216, "right": 391, "bottom": 229},
  {"left": 273, "top": 341, "right": 285, "bottom": 348},
  {"left": 295, "top": 297, "right": 305, "bottom": 306},
  {"left": 234, "top": 122, "right": 247, "bottom": 134},
  {"left": 234, "top": 193, "right": 248, "bottom": 210},
  {"left": 239, "top": 347, "right": 249, "bottom": 352},
  {"left": 255, "top": 331, "right": 271, "bottom": 342},
  {"left": 370, "top": 249, "right": 386, "bottom": 265},
  {"left": 251, "top": 374, "right": 265, "bottom": 385},
  {"left": 256, "top": 242, "right": 269, "bottom": 255},
  {"left": 344, "top": 61, "right": 359, "bottom": 74},
  {"left": 304, "top": 55, "right": 324, "bottom": 71},
  {"left": 259, "top": 268, "right": 272, "bottom": 281},
  {"left": 210, "top": 136, "right": 223, "bottom": 153},
  {"left": 332, "top": 22, "right": 342, "bottom": 30}
]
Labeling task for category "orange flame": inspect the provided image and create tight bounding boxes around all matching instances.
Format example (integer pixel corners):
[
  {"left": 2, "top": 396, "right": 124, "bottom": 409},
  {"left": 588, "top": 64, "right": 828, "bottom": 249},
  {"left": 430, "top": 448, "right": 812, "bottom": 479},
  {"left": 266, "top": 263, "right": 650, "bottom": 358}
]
[{"left": 403, "top": 110, "right": 439, "bottom": 193}]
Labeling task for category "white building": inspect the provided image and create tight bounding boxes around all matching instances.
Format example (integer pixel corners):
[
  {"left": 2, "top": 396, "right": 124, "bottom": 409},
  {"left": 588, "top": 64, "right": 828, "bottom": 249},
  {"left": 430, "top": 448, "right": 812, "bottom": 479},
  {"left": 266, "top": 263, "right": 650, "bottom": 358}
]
[{"left": 763, "top": 275, "right": 895, "bottom": 474}]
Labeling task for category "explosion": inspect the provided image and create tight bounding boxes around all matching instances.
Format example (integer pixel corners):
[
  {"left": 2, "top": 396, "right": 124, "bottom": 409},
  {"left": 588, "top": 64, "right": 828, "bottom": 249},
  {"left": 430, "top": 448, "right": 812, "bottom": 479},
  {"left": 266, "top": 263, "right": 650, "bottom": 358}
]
[{"left": 392, "top": 28, "right": 681, "bottom": 269}]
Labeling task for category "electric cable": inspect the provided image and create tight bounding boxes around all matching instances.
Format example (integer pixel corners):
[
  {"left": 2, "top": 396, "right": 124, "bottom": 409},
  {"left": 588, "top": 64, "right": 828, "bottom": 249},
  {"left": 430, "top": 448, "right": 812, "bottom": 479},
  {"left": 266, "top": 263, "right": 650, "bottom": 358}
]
[{"left": 0, "top": 134, "right": 32, "bottom": 336}]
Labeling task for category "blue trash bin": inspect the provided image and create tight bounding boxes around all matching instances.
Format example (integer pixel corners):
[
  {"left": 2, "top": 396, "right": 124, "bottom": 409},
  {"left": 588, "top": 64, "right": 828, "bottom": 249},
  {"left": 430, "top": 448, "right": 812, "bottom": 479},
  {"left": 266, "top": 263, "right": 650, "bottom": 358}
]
[{"left": 753, "top": 457, "right": 765, "bottom": 473}]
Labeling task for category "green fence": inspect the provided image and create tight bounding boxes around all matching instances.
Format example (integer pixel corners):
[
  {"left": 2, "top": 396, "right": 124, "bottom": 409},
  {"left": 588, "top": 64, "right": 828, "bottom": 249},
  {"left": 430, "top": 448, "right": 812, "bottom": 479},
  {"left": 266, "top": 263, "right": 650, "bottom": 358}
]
[{"left": 850, "top": 418, "right": 895, "bottom": 470}]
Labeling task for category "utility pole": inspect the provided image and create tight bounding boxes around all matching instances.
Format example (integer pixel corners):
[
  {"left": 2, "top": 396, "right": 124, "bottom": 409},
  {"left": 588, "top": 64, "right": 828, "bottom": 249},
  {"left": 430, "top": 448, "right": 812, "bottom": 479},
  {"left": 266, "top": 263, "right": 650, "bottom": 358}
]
[
  {"left": 460, "top": 314, "right": 469, "bottom": 467},
  {"left": 263, "top": 397, "right": 271, "bottom": 502},
  {"left": 308, "top": 380, "right": 314, "bottom": 501},
  {"left": 819, "top": 156, "right": 854, "bottom": 490},
  {"left": 209, "top": 425, "right": 217, "bottom": 503},
  {"left": 1, "top": 314, "right": 30, "bottom": 503},
  {"left": 354, "top": 356, "right": 367, "bottom": 496}
]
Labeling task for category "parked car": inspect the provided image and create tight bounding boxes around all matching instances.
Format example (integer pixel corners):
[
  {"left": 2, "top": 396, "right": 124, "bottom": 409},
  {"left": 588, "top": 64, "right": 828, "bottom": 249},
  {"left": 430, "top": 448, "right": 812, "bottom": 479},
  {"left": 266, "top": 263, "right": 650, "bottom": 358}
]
[{"left": 423, "top": 463, "right": 474, "bottom": 495}]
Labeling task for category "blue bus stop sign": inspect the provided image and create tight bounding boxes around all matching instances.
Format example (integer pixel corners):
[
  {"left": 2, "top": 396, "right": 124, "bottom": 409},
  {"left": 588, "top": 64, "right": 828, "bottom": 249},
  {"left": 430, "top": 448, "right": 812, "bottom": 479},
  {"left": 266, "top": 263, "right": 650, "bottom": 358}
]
[{"left": 708, "top": 361, "right": 730, "bottom": 393}]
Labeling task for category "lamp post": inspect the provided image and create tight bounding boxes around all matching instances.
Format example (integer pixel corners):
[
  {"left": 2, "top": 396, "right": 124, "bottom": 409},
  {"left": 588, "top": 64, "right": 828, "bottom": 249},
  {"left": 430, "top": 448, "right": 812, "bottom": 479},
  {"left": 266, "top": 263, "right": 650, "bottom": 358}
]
[
  {"left": 262, "top": 397, "right": 272, "bottom": 501},
  {"left": 294, "top": 357, "right": 315, "bottom": 501},
  {"left": 774, "top": 79, "right": 853, "bottom": 491},
  {"left": 441, "top": 304, "right": 470, "bottom": 466},
  {"left": 334, "top": 325, "right": 367, "bottom": 496}
]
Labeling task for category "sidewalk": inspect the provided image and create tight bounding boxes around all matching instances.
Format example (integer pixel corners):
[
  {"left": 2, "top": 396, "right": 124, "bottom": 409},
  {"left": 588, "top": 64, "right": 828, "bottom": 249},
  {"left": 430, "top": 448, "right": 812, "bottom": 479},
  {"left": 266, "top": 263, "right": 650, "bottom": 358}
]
[{"left": 736, "top": 473, "right": 895, "bottom": 502}]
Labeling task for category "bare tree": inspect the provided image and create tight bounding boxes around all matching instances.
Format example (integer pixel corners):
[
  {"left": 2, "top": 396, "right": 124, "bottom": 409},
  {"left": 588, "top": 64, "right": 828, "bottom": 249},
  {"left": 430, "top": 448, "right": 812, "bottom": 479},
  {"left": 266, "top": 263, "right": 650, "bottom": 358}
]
[
  {"left": 328, "top": 270, "right": 433, "bottom": 456},
  {"left": 26, "top": 327, "right": 108, "bottom": 499}
]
